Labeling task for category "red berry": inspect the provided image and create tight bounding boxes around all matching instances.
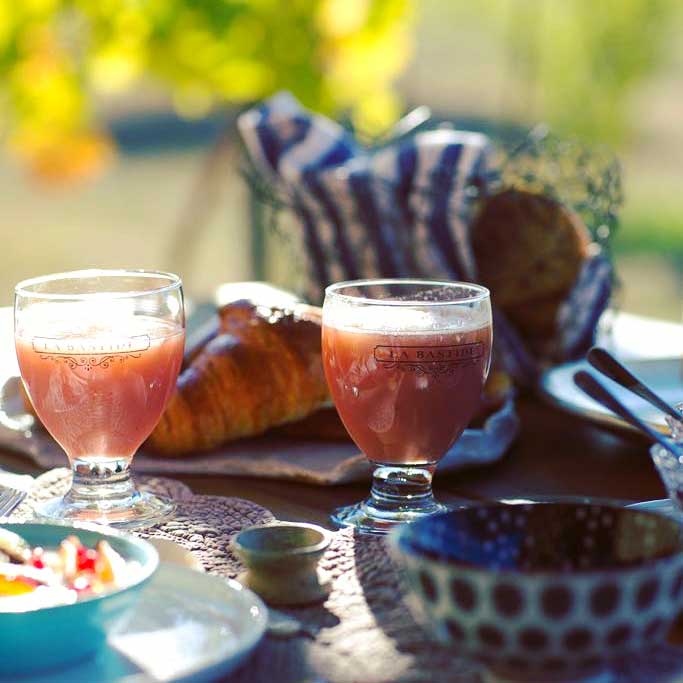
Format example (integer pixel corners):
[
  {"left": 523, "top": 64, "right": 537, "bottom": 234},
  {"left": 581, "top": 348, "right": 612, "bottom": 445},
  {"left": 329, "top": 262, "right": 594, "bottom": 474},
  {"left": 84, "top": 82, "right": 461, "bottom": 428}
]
[
  {"left": 31, "top": 548, "right": 45, "bottom": 569},
  {"left": 77, "top": 548, "right": 98, "bottom": 572}
]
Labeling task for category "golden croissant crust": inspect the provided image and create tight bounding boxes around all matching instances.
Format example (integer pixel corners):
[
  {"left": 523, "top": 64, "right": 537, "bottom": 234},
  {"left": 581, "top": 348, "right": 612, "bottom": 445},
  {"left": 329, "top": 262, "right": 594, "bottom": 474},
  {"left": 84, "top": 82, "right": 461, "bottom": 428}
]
[{"left": 145, "top": 300, "right": 329, "bottom": 455}]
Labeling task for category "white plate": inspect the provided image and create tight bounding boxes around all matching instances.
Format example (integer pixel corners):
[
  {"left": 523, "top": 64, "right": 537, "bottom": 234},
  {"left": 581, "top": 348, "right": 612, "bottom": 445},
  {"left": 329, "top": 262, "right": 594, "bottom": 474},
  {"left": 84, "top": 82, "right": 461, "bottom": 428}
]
[
  {"left": 6, "top": 563, "right": 268, "bottom": 683},
  {"left": 627, "top": 498, "right": 682, "bottom": 520},
  {"left": 149, "top": 538, "right": 205, "bottom": 573},
  {"left": 539, "top": 358, "right": 683, "bottom": 435}
]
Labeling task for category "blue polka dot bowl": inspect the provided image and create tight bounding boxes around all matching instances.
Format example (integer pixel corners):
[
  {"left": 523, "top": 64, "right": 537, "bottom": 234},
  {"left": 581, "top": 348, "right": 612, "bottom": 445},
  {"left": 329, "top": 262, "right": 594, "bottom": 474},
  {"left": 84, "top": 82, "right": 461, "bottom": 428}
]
[{"left": 390, "top": 503, "right": 683, "bottom": 682}]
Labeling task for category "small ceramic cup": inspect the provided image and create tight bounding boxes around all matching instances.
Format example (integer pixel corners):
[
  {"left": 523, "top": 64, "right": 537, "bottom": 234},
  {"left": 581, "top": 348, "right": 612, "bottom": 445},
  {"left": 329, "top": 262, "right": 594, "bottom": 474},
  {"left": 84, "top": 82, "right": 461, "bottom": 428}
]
[
  {"left": 232, "top": 522, "right": 331, "bottom": 606},
  {"left": 664, "top": 401, "right": 683, "bottom": 441},
  {"left": 650, "top": 443, "right": 683, "bottom": 512},
  {"left": 651, "top": 402, "right": 683, "bottom": 514}
]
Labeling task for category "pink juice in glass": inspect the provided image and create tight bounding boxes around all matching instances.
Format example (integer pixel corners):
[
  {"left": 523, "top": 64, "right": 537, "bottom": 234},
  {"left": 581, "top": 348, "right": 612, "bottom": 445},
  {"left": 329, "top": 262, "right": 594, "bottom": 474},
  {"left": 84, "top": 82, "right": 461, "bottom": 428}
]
[
  {"left": 323, "top": 322, "right": 492, "bottom": 466},
  {"left": 16, "top": 318, "right": 184, "bottom": 461}
]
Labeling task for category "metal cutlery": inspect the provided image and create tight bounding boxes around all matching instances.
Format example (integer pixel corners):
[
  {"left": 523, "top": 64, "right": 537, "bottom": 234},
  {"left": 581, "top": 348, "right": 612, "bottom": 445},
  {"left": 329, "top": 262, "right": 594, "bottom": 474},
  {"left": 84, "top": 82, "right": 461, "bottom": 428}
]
[
  {"left": 573, "top": 370, "right": 683, "bottom": 459},
  {"left": 587, "top": 346, "right": 682, "bottom": 422},
  {"left": 0, "top": 485, "right": 26, "bottom": 517}
]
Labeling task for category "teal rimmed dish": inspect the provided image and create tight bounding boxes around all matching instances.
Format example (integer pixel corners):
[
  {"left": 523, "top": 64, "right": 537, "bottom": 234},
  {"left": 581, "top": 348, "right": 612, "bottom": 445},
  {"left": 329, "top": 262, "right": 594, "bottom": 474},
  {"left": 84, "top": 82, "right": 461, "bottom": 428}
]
[{"left": 0, "top": 521, "right": 158, "bottom": 675}]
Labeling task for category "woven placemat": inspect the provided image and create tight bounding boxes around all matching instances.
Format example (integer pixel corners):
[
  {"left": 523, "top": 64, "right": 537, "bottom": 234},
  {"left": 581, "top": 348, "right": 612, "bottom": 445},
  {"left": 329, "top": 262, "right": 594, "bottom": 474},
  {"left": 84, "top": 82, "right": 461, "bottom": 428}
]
[
  {"left": 9, "top": 470, "right": 683, "bottom": 683},
  {"left": 9, "top": 468, "right": 274, "bottom": 575},
  {"left": 253, "top": 529, "right": 683, "bottom": 683}
]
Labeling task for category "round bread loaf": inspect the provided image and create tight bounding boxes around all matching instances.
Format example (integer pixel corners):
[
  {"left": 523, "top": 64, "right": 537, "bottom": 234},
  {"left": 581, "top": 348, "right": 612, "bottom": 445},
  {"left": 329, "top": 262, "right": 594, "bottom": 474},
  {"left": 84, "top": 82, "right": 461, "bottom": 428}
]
[
  {"left": 502, "top": 292, "right": 566, "bottom": 339},
  {"left": 470, "top": 189, "right": 590, "bottom": 340}
]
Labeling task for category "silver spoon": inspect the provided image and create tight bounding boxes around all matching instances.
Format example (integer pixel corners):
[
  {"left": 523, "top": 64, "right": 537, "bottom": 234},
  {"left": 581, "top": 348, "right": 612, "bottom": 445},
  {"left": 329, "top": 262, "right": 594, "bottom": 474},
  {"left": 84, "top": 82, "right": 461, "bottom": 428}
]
[
  {"left": 573, "top": 370, "right": 683, "bottom": 458},
  {"left": 587, "top": 347, "right": 682, "bottom": 422}
]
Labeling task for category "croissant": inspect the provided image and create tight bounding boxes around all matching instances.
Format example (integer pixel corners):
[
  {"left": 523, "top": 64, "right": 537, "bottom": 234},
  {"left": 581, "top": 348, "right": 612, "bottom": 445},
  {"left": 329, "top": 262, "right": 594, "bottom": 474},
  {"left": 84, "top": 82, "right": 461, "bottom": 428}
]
[{"left": 145, "top": 299, "right": 330, "bottom": 455}]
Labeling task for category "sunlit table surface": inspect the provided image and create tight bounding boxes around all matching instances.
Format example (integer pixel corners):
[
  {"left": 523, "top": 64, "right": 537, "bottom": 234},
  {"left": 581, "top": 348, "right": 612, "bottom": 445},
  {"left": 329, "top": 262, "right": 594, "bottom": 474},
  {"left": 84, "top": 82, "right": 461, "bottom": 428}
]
[{"left": 0, "top": 306, "right": 682, "bottom": 682}]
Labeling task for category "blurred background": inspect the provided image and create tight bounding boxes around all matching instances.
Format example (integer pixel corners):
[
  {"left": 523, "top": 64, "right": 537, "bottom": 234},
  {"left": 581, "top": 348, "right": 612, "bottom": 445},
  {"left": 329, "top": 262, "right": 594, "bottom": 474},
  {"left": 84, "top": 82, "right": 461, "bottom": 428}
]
[{"left": 1, "top": 0, "right": 682, "bottom": 319}]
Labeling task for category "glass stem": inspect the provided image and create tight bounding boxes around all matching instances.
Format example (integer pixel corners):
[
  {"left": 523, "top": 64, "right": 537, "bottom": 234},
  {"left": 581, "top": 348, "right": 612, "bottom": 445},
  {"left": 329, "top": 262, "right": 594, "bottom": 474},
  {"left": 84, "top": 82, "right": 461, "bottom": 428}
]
[
  {"left": 367, "top": 463, "right": 441, "bottom": 515},
  {"left": 65, "top": 457, "right": 139, "bottom": 511}
]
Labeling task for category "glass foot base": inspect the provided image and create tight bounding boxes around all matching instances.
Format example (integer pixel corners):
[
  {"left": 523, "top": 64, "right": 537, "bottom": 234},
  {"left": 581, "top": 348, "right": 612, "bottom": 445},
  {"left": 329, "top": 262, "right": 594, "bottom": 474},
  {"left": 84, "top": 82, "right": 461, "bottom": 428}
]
[
  {"left": 332, "top": 463, "right": 449, "bottom": 535},
  {"left": 35, "top": 491, "right": 175, "bottom": 530},
  {"left": 331, "top": 498, "right": 449, "bottom": 535}
]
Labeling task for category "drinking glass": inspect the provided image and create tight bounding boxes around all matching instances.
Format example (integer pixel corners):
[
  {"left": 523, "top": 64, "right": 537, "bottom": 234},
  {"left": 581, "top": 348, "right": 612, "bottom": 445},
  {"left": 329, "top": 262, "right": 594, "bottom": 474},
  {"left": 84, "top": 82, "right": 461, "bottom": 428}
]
[
  {"left": 14, "top": 269, "right": 185, "bottom": 529},
  {"left": 322, "top": 279, "right": 492, "bottom": 534}
]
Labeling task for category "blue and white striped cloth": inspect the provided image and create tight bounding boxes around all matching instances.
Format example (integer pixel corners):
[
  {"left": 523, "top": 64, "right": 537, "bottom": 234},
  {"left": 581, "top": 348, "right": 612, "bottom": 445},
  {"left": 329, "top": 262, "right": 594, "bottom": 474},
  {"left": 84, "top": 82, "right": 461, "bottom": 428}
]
[{"left": 238, "top": 92, "right": 612, "bottom": 383}]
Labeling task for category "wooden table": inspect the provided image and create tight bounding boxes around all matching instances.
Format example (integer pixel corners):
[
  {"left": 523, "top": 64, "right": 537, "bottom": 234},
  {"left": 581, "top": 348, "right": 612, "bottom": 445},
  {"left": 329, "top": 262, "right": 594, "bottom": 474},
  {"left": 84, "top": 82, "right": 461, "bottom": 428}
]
[
  {"left": 0, "top": 396, "right": 665, "bottom": 527},
  {"left": 1, "top": 302, "right": 671, "bottom": 524},
  {"left": 0, "top": 394, "right": 671, "bottom": 682}
]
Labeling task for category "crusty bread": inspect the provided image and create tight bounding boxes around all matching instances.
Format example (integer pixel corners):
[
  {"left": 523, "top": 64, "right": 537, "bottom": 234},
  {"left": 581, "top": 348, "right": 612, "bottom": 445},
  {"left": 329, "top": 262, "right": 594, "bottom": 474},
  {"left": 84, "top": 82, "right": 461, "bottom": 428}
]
[
  {"left": 145, "top": 300, "right": 330, "bottom": 455},
  {"left": 21, "top": 294, "right": 511, "bottom": 454},
  {"left": 502, "top": 292, "right": 567, "bottom": 340},
  {"left": 471, "top": 189, "right": 590, "bottom": 342}
]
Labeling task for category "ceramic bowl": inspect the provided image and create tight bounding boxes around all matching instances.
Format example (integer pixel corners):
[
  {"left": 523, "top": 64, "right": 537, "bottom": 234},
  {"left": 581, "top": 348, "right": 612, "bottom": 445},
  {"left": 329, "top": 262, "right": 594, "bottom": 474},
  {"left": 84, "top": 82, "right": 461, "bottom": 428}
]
[
  {"left": 0, "top": 522, "right": 158, "bottom": 675},
  {"left": 390, "top": 503, "right": 683, "bottom": 681},
  {"left": 651, "top": 442, "right": 683, "bottom": 511},
  {"left": 233, "top": 522, "right": 331, "bottom": 606}
]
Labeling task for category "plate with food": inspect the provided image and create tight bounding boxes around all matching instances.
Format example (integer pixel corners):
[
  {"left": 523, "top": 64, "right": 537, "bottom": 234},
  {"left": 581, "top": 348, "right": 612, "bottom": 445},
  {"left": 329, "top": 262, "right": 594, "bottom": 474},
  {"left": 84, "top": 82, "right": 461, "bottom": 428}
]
[
  {"left": 0, "top": 289, "right": 519, "bottom": 485},
  {"left": 0, "top": 522, "right": 158, "bottom": 675},
  {"left": 0, "top": 522, "right": 267, "bottom": 682}
]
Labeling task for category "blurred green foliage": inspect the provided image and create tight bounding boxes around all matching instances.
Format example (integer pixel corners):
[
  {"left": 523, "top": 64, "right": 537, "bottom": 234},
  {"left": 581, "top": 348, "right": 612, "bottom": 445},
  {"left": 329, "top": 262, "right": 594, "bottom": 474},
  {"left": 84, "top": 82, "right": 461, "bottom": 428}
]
[
  {"left": 618, "top": 196, "right": 683, "bottom": 260},
  {"left": 478, "top": 0, "right": 681, "bottom": 145},
  {"left": 0, "top": 0, "right": 413, "bottom": 182},
  {"left": 0, "top": 0, "right": 680, "bottom": 190}
]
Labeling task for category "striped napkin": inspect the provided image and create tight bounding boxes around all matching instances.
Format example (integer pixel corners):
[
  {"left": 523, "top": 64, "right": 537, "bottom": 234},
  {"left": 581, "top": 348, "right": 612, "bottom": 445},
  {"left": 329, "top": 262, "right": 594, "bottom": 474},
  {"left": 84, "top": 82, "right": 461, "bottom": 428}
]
[{"left": 238, "top": 92, "right": 613, "bottom": 384}]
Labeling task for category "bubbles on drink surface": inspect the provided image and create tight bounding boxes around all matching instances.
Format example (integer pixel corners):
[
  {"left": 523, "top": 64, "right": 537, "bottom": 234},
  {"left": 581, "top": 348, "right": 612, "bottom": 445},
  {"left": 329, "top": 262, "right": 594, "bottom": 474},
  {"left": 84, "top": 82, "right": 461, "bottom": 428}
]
[
  {"left": 324, "top": 303, "right": 490, "bottom": 336},
  {"left": 16, "top": 302, "right": 182, "bottom": 341}
]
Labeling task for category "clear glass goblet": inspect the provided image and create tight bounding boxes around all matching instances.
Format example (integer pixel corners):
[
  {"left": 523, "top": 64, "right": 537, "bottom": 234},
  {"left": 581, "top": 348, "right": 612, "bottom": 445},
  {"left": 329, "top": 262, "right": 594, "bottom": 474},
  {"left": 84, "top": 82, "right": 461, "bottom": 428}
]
[
  {"left": 322, "top": 279, "right": 492, "bottom": 534},
  {"left": 14, "top": 269, "right": 185, "bottom": 529}
]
